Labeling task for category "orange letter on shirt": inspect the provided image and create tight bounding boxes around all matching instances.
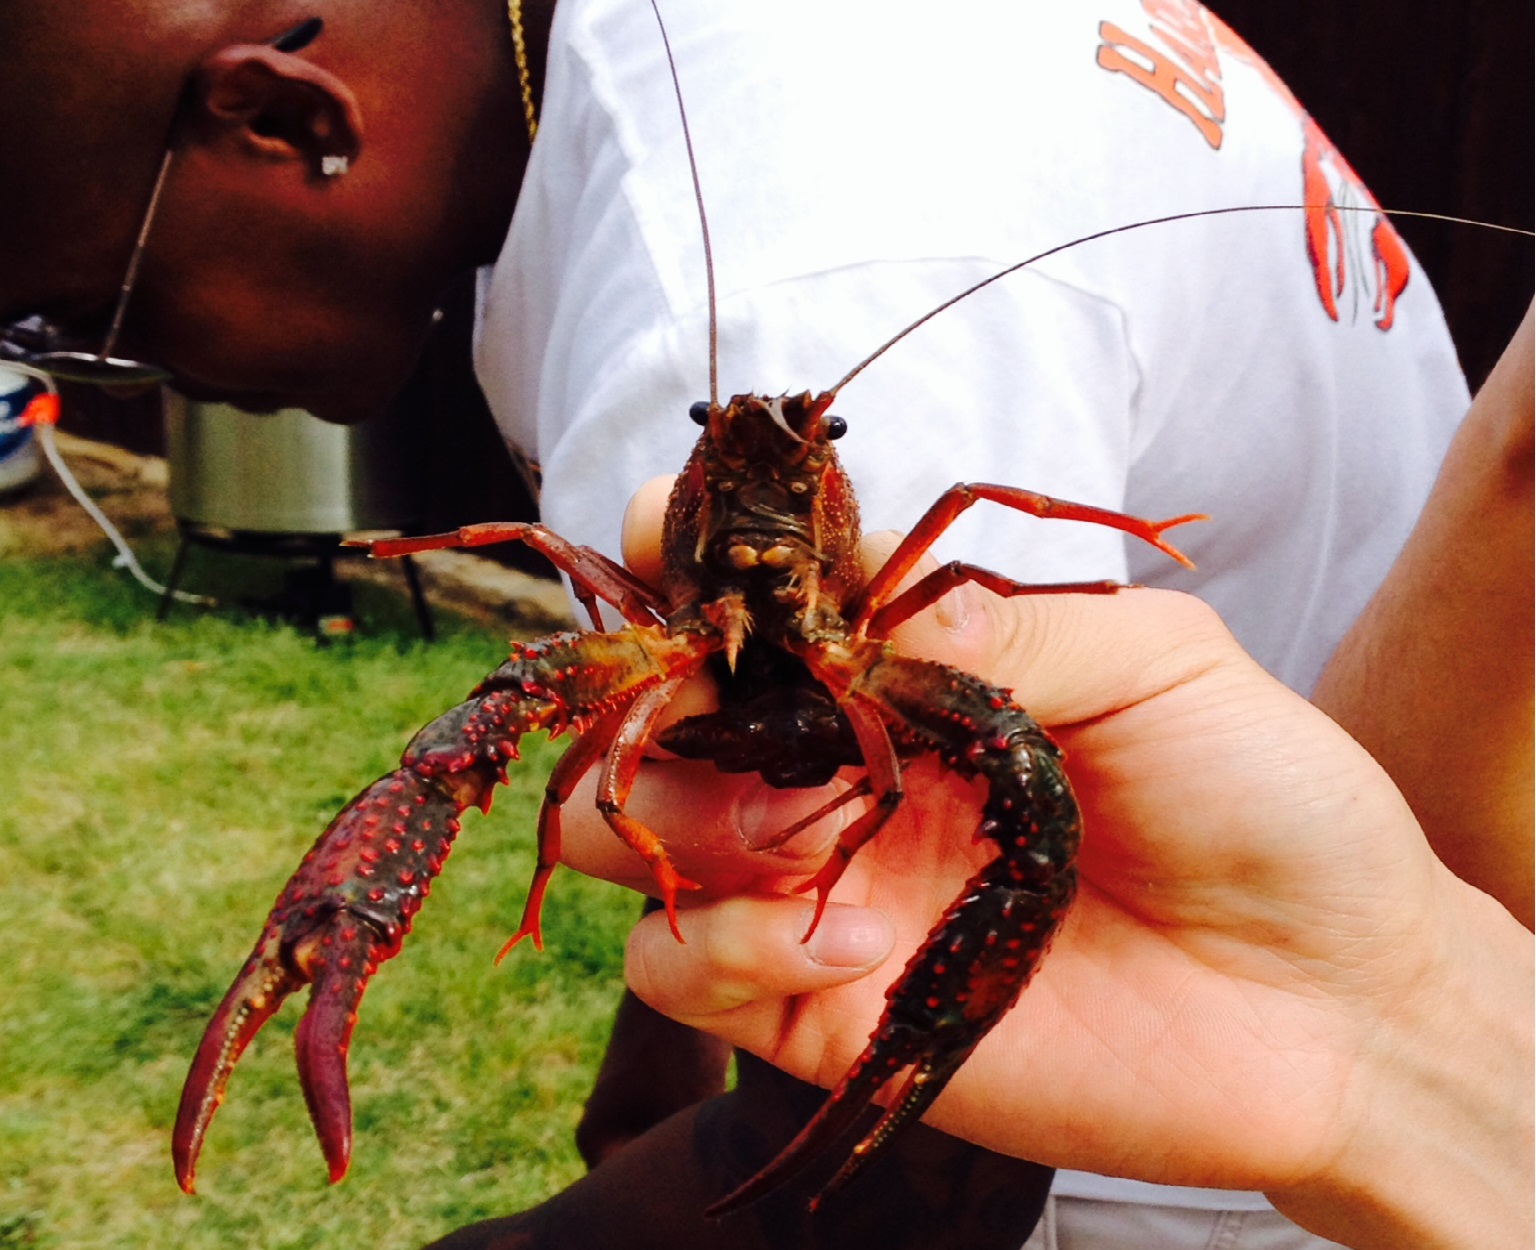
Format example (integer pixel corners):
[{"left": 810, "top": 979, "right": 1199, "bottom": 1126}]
[{"left": 1097, "top": 20, "right": 1225, "bottom": 149}]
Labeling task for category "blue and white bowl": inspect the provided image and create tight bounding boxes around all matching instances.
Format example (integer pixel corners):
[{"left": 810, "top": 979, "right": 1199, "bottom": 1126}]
[{"left": 0, "top": 366, "right": 43, "bottom": 494}]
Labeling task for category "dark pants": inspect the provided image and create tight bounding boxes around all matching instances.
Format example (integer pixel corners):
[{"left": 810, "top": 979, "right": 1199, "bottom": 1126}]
[{"left": 425, "top": 1048, "right": 1051, "bottom": 1250}]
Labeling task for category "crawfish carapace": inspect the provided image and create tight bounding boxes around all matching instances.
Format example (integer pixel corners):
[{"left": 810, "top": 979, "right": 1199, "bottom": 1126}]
[{"left": 174, "top": 389, "right": 1201, "bottom": 1206}]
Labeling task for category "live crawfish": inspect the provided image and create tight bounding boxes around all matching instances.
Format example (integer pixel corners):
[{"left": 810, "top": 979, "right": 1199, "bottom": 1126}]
[
  {"left": 166, "top": 0, "right": 1221, "bottom": 1211},
  {"left": 172, "top": 374, "right": 1201, "bottom": 1208}
]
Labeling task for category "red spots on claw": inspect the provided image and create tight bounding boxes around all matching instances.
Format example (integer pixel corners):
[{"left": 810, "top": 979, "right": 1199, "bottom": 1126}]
[{"left": 178, "top": 631, "right": 738, "bottom": 1191}]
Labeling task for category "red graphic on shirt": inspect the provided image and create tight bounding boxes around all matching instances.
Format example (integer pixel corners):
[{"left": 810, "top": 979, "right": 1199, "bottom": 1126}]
[
  {"left": 1292, "top": 121, "right": 1411, "bottom": 329},
  {"left": 1097, "top": 0, "right": 1410, "bottom": 330}
]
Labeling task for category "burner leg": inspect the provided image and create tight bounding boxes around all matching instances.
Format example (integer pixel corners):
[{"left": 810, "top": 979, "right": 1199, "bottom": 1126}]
[
  {"left": 157, "top": 534, "right": 194, "bottom": 621},
  {"left": 400, "top": 555, "right": 436, "bottom": 642}
]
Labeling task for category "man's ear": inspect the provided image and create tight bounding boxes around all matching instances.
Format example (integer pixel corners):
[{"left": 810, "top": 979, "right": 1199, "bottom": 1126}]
[{"left": 190, "top": 45, "right": 363, "bottom": 175}]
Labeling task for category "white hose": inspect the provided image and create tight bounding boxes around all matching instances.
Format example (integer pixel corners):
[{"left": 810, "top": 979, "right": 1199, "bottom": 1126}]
[
  {"left": 6, "top": 363, "right": 215, "bottom": 606},
  {"left": 35, "top": 421, "right": 215, "bottom": 605}
]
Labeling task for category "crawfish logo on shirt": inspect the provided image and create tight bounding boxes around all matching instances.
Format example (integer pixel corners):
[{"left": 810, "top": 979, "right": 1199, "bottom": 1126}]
[{"left": 1096, "top": 0, "right": 1411, "bottom": 330}]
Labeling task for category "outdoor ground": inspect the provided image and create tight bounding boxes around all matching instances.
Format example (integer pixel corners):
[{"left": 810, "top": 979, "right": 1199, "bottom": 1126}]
[
  {"left": 0, "top": 432, "right": 573, "bottom": 630},
  {"left": 0, "top": 439, "right": 639, "bottom": 1250}
]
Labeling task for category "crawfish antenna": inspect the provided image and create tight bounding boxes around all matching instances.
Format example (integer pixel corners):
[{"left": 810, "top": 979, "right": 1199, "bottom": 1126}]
[
  {"left": 826, "top": 203, "right": 1534, "bottom": 400},
  {"left": 648, "top": 0, "right": 719, "bottom": 407}
]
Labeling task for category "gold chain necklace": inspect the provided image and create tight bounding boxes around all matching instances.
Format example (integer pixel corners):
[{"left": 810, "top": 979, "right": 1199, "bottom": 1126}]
[{"left": 509, "top": 0, "right": 540, "bottom": 144}]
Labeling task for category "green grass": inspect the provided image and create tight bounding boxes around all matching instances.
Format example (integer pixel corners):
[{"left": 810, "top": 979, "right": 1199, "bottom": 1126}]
[{"left": 0, "top": 544, "right": 634, "bottom": 1249}]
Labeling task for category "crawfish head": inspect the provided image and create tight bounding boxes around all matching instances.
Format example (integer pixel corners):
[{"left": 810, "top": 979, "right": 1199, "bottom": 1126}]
[{"left": 663, "top": 391, "right": 863, "bottom": 640}]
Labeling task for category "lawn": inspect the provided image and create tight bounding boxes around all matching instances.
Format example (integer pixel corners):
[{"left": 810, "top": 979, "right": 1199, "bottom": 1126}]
[{"left": 0, "top": 543, "right": 635, "bottom": 1249}]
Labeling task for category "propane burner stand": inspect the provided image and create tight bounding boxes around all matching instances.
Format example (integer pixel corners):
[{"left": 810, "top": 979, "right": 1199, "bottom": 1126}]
[
  {"left": 157, "top": 522, "right": 435, "bottom": 641},
  {"left": 163, "top": 395, "right": 434, "bottom": 641}
]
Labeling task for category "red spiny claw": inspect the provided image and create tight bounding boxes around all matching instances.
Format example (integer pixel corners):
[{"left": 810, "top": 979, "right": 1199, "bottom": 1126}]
[
  {"left": 173, "top": 634, "right": 694, "bottom": 1194},
  {"left": 709, "top": 851, "right": 1075, "bottom": 1217},
  {"left": 174, "top": 927, "right": 308, "bottom": 1194},
  {"left": 173, "top": 764, "right": 484, "bottom": 1193},
  {"left": 291, "top": 915, "right": 385, "bottom": 1184}
]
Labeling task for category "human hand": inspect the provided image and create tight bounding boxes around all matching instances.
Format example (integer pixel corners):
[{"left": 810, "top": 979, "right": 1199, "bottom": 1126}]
[{"left": 556, "top": 477, "right": 1532, "bottom": 1250}]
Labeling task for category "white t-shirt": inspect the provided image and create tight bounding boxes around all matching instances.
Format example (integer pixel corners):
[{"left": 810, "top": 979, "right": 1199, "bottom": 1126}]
[{"left": 477, "top": 0, "right": 1469, "bottom": 1218}]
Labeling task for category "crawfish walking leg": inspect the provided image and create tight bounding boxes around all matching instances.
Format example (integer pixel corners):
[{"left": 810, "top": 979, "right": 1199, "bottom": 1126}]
[
  {"left": 368, "top": 521, "right": 667, "bottom": 627},
  {"left": 850, "top": 482, "right": 1203, "bottom": 627},
  {"left": 595, "top": 675, "right": 705, "bottom": 940},
  {"left": 866, "top": 562, "right": 1122, "bottom": 639}
]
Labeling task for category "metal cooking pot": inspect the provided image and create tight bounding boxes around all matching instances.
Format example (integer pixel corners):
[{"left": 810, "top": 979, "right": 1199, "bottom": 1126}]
[{"left": 165, "top": 393, "right": 424, "bottom": 535}]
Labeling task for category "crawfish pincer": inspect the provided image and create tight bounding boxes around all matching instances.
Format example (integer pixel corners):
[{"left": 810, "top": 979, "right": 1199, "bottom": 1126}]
[{"left": 173, "top": 620, "right": 712, "bottom": 1193}]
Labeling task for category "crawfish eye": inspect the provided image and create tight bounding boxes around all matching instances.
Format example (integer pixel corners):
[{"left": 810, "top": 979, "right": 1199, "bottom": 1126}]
[
  {"left": 689, "top": 400, "right": 712, "bottom": 426},
  {"left": 823, "top": 414, "right": 848, "bottom": 440}
]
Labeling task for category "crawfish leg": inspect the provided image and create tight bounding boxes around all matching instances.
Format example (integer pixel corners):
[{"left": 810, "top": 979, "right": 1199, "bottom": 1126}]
[
  {"left": 364, "top": 522, "right": 666, "bottom": 628},
  {"left": 867, "top": 562, "right": 1123, "bottom": 639},
  {"left": 750, "top": 777, "right": 873, "bottom": 852},
  {"left": 175, "top": 627, "right": 707, "bottom": 1193},
  {"left": 714, "top": 650, "right": 1079, "bottom": 1214},
  {"left": 790, "top": 695, "right": 905, "bottom": 937},
  {"left": 595, "top": 674, "right": 705, "bottom": 941},
  {"left": 849, "top": 482, "right": 1206, "bottom": 628},
  {"left": 496, "top": 707, "right": 629, "bottom": 958}
]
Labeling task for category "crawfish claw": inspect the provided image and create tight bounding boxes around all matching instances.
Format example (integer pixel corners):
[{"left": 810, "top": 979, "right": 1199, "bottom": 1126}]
[
  {"left": 710, "top": 856, "right": 1076, "bottom": 1216},
  {"left": 173, "top": 927, "right": 306, "bottom": 1194},
  {"left": 173, "top": 905, "right": 389, "bottom": 1192},
  {"left": 173, "top": 765, "right": 469, "bottom": 1193},
  {"left": 704, "top": 1020, "right": 969, "bottom": 1217},
  {"left": 292, "top": 915, "right": 383, "bottom": 1184}
]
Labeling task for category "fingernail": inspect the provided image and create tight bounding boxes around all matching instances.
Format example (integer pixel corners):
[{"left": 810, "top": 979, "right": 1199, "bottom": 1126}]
[
  {"left": 933, "top": 582, "right": 974, "bottom": 633},
  {"left": 735, "top": 779, "right": 848, "bottom": 852},
  {"left": 802, "top": 906, "right": 895, "bottom": 968}
]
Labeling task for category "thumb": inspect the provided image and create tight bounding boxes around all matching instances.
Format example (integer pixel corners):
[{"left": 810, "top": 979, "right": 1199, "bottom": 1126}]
[
  {"left": 620, "top": 475, "right": 676, "bottom": 585},
  {"left": 625, "top": 897, "right": 895, "bottom": 1023},
  {"left": 862, "top": 540, "right": 1237, "bottom": 729}
]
